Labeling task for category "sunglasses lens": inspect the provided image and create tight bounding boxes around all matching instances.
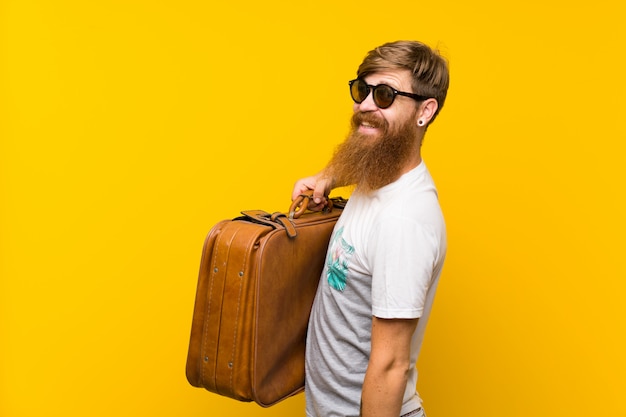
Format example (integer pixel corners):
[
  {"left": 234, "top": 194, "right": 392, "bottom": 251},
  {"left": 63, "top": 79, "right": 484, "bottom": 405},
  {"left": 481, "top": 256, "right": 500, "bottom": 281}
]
[
  {"left": 373, "top": 85, "right": 395, "bottom": 109},
  {"left": 350, "top": 79, "right": 369, "bottom": 103}
]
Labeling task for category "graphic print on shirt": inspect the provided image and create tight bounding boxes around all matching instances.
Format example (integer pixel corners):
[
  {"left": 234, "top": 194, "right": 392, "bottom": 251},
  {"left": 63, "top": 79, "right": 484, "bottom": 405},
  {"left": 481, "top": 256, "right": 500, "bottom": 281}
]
[{"left": 326, "top": 226, "right": 355, "bottom": 291}]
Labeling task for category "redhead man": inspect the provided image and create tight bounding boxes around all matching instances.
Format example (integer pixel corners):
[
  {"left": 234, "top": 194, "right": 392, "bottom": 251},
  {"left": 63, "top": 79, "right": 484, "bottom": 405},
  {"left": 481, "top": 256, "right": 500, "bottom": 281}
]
[{"left": 292, "top": 40, "right": 450, "bottom": 417}]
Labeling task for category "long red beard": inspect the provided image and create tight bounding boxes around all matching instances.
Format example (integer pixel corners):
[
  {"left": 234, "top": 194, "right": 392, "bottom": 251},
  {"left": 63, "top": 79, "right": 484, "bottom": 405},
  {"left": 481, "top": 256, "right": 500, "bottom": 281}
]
[{"left": 323, "top": 111, "right": 419, "bottom": 193}]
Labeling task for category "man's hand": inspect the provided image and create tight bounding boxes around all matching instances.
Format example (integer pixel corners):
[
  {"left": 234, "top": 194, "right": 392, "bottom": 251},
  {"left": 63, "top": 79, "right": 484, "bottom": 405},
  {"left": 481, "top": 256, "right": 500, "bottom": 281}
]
[{"left": 292, "top": 173, "right": 334, "bottom": 211}]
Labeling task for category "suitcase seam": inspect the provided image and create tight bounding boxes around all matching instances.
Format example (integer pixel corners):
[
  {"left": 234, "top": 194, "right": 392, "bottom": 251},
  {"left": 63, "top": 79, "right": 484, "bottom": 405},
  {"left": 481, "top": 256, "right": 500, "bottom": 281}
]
[
  {"left": 229, "top": 226, "right": 258, "bottom": 394},
  {"left": 200, "top": 225, "right": 227, "bottom": 389}
]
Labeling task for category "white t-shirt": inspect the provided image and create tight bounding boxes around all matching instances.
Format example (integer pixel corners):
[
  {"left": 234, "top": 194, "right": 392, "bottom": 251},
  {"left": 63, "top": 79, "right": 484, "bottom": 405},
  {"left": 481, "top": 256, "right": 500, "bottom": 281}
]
[{"left": 305, "top": 162, "right": 447, "bottom": 417}]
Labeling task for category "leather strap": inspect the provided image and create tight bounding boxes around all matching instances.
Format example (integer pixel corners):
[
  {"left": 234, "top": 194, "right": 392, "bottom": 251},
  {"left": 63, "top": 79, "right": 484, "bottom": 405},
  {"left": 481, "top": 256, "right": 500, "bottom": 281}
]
[
  {"left": 237, "top": 210, "right": 298, "bottom": 238},
  {"left": 270, "top": 212, "right": 297, "bottom": 238}
]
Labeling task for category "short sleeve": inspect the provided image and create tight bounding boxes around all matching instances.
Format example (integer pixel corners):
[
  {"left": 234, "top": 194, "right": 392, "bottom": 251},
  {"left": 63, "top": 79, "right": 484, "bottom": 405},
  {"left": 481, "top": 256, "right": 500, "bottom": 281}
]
[{"left": 369, "top": 215, "right": 441, "bottom": 319}]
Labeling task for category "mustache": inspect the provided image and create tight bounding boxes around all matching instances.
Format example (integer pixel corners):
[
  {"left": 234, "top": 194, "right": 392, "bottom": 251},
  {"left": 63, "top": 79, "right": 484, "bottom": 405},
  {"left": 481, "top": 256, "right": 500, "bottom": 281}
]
[{"left": 351, "top": 111, "right": 388, "bottom": 130}]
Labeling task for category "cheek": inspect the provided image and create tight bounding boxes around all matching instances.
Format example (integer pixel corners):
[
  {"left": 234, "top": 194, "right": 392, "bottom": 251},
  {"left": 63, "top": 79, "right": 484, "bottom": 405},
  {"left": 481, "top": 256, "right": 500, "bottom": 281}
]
[
  {"left": 383, "top": 109, "right": 415, "bottom": 133},
  {"left": 394, "top": 107, "right": 418, "bottom": 127}
]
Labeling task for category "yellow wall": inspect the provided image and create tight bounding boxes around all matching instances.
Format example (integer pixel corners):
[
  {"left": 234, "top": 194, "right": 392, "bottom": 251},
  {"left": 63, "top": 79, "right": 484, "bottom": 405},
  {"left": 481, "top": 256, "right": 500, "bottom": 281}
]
[{"left": 1, "top": 1, "right": 624, "bottom": 416}]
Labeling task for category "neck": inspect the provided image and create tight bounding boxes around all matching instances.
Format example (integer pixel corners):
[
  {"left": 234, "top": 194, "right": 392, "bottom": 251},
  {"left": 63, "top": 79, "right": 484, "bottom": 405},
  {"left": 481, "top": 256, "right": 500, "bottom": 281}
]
[{"left": 400, "top": 138, "right": 423, "bottom": 175}]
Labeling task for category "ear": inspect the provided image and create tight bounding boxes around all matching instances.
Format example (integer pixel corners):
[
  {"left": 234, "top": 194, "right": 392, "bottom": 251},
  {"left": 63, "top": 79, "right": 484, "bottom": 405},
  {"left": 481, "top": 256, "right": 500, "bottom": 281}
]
[{"left": 416, "top": 98, "right": 439, "bottom": 127}]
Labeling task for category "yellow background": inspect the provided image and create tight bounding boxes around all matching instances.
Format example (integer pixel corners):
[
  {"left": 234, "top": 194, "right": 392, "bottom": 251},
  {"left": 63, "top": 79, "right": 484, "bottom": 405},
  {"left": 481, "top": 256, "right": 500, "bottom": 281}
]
[{"left": 1, "top": 1, "right": 624, "bottom": 416}]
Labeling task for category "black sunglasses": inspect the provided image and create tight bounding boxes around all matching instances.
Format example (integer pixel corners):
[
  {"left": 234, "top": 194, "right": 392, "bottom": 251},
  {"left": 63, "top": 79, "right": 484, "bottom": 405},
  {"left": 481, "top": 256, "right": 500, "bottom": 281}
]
[{"left": 349, "top": 78, "right": 429, "bottom": 109}]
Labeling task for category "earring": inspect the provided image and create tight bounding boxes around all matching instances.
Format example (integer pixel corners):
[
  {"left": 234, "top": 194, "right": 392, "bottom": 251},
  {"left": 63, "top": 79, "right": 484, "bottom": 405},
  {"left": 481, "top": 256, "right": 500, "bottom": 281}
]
[{"left": 418, "top": 119, "right": 425, "bottom": 126}]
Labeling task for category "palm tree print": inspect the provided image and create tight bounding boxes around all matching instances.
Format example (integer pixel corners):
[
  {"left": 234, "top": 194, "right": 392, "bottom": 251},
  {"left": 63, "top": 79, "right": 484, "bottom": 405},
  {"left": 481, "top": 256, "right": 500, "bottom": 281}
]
[{"left": 326, "top": 226, "right": 355, "bottom": 291}]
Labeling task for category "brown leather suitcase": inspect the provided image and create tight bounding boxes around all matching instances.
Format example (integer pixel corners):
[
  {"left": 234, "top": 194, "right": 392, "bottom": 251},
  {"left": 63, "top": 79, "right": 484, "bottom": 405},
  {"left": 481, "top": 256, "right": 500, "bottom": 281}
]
[{"left": 185, "top": 194, "right": 345, "bottom": 407}]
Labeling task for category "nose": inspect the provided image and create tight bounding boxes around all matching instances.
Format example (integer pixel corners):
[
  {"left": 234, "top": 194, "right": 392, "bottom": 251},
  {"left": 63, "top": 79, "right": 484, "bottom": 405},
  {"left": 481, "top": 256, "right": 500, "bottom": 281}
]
[{"left": 356, "top": 91, "right": 379, "bottom": 112}]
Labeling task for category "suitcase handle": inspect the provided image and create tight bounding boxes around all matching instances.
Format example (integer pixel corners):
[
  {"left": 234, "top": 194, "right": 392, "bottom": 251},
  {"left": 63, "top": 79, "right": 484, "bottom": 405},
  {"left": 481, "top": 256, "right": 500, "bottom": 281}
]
[
  {"left": 238, "top": 193, "right": 346, "bottom": 238},
  {"left": 289, "top": 190, "right": 335, "bottom": 220}
]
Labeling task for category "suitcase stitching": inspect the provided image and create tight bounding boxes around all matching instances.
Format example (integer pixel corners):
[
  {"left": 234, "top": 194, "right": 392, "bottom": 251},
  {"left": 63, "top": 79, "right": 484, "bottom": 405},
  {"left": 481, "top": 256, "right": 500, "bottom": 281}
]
[
  {"left": 228, "top": 226, "right": 257, "bottom": 394},
  {"left": 200, "top": 225, "right": 227, "bottom": 389}
]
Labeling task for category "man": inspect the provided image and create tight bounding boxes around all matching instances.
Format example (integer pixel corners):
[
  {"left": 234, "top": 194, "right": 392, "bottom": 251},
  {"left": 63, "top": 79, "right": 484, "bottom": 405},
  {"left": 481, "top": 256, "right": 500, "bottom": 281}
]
[{"left": 292, "top": 40, "right": 450, "bottom": 417}]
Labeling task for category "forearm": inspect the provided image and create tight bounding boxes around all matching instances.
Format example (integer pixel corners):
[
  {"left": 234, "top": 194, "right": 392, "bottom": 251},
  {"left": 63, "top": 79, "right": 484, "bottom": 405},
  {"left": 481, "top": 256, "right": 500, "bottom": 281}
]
[
  {"left": 361, "top": 317, "right": 418, "bottom": 417},
  {"left": 360, "top": 363, "right": 409, "bottom": 417}
]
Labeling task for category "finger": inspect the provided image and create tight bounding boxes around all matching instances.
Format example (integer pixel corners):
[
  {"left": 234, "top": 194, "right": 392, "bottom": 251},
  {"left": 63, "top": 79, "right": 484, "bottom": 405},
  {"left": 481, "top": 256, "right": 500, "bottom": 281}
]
[
  {"left": 292, "top": 181, "right": 311, "bottom": 201},
  {"left": 313, "top": 180, "right": 330, "bottom": 204},
  {"left": 307, "top": 200, "right": 327, "bottom": 212}
]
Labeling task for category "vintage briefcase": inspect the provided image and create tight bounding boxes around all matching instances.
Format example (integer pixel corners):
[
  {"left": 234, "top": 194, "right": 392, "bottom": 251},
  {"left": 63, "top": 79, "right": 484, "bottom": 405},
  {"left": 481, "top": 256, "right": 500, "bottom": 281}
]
[{"left": 185, "top": 194, "right": 345, "bottom": 407}]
